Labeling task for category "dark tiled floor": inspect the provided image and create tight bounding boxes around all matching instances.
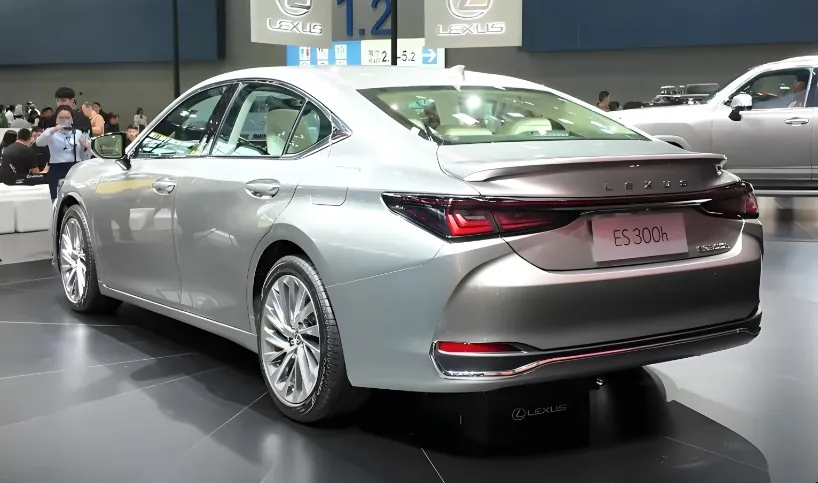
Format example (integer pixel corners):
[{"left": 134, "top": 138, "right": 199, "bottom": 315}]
[{"left": 0, "top": 198, "right": 815, "bottom": 483}]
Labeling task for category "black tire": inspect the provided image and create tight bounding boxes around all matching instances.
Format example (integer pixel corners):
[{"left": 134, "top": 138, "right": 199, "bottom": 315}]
[
  {"left": 58, "top": 205, "right": 121, "bottom": 314},
  {"left": 256, "top": 255, "right": 368, "bottom": 423}
]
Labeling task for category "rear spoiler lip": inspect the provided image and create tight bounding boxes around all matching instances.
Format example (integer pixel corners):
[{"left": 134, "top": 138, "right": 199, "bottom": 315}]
[{"left": 454, "top": 153, "right": 727, "bottom": 182}]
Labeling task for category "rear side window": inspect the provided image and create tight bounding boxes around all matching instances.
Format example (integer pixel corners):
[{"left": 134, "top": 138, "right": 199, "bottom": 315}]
[
  {"left": 286, "top": 102, "right": 333, "bottom": 155},
  {"left": 359, "top": 86, "right": 645, "bottom": 145},
  {"left": 212, "top": 84, "right": 333, "bottom": 157}
]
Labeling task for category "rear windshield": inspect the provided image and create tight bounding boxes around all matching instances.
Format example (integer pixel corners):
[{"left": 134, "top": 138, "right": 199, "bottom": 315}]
[{"left": 358, "top": 86, "right": 646, "bottom": 145}]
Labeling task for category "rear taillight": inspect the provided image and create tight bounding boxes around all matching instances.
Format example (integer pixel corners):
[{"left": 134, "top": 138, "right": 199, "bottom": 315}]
[
  {"left": 383, "top": 181, "right": 758, "bottom": 240},
  {"left": 382, "top": 194, "right": 579, "bottom": 238},
  {"left": 436, "top": 342, "right": 520, "bottom": 353},
  {"left": 700, "top": 182, "right": 759, "bottom": 219}
]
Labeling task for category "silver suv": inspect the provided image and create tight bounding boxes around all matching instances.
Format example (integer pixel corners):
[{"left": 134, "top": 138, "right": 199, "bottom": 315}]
[{"left": 616, "top": 56, "right": 818, "bottom": 194}]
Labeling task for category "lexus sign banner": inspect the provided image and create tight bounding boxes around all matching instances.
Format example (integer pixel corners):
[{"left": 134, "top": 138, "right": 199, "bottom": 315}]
[
  {"left": 424, "top": 0, "right": 522, "bottom": 48},
  {"left": 251, "top": 0, "right": 332, "bottom": 48}
]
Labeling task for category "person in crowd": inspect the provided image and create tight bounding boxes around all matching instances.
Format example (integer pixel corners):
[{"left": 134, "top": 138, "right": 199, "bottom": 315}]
[
  {"left": 0, "top": 131, "right": 17, "bottom": 157},
  {"left": 30, "top": 127, "right": 50, "bottom": 171},
  {"left": 44, "top": 87, "right": 91, "bottom": 136},
  {"left": 0, "top": 105, "right": 7, "bottom": 128},
  {"left": 82, "top": 102, "right": 105, "bottom": 137},
  {"left": 608, "top": 101, "right": 620, "bottom": 112},
  {"left": 36, "top": 105, "right": 91, "bottom": 200},
  {"left": 0, "top": 128, "right": 48, "bottom": 186},
  {"left": 25, "top": 102, "right": 39, "bottom": 118},
  {"left": 125, "top": 124, "right": 140, "bottom": 148},
  {"left": 105, "top": 112, "right": 121, "bottom": 134},
  {"left": 9, "top": 105, "right": 32, "bottom": 129},
  {"left": 40, "top": 106, "right": 53, "bottom": 126},
  {"left": 596, "top": 91, "right": 611, "bottom": 111},
  {"left": 27, "top": 106, "right": 41, "bottom": 127},
  {"left": 134, "top": 107, "right": 148, "bottom": 131},
  {"left": 92, "top": 102, "right": 108, "bottom": 121},
  {"left": 789, "top": 79, "right": 808, "bottom": 108},
  {"left": 4, "top": 106, "right": 14, "bottom": 124}
]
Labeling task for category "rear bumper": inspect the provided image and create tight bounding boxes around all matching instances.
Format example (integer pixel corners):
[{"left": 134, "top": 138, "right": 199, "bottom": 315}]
[
  {"left": 328, "top": 224, "right": 762, "bottom": 393},
  {"left": 431, "top": 309, "right": 761, "bottom": 379}
]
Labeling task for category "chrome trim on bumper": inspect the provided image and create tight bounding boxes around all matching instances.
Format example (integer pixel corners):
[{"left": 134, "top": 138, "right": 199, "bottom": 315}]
[{"left": 431, "top": 312, "right": 761, "bottom": 380}]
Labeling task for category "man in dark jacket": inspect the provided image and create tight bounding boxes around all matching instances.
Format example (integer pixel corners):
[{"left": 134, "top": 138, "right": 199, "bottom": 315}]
[
  {"left": 30, "top": 127, "right": 50, "bottom": 170},
  {"left": 43, "top": 87, "right": 91, "bottom": 136}
]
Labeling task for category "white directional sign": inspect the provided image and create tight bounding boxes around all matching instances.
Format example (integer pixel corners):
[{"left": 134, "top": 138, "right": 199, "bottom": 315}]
[
  {"left": 287, "top": 38, "right": 445, "bottom": 68},
  {"left": 359, "top": 38, "right": 445, "bottom": 67}
]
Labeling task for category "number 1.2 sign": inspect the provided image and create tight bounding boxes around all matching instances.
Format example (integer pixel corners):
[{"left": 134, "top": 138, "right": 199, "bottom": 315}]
[{"left": 337, "top": 0, "right": 392, "bottom": 37}]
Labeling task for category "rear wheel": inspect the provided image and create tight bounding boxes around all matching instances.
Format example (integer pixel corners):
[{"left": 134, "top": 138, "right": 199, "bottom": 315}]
[
  {"left": 58, "top": 205, "right": 121, "bottom": 314},
  {"left": 256, "top": 255, "right": 368, "bottom": 423}
]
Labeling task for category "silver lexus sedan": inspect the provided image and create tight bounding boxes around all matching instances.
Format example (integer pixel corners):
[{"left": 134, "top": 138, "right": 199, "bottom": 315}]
[{"left": 52, "top": 66, "right": 762, "bottom": 423}]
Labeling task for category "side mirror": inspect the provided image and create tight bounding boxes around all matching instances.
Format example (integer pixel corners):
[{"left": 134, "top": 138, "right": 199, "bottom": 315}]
[
  {"left": 728, "top": 93, "right": 752, "bottom": 121},
  {"left": 91, "top": 132, "right": 130, "bottom": 169}
]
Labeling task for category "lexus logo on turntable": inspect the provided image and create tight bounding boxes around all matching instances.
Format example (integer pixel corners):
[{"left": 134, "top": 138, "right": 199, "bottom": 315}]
[
  {"left": 511, "top": 404, "right": 568, "bottom": 421},
  {"left": 268, "top": 0, "right": 323, "bottom": 36},
  {"left": 439, "top": 0, "right": 505, "bottom": 36}
]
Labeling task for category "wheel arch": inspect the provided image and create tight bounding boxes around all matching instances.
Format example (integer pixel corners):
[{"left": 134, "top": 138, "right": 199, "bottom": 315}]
[
  {"left": 53, "top": 193, "right": 89, "bottom": 257},
  {"left": 246, "top": 223, "right": 331, "bottom": 335}
]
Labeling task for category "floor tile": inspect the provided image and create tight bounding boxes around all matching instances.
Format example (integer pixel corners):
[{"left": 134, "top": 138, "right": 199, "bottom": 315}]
[
  {"left": 0, "top": 365, "right": 262, "bottom": 483},
  {"left": 0, "top": 352, "right": 219, "bottom": 427},
  {"left": 140, "top": 397, "right": 441, "bottom": 483}
]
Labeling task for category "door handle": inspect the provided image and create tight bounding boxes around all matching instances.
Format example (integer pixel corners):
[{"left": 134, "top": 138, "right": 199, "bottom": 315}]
[
  {"left": 245, "top": 179, "right": 281, "bottom": 199},
  {"left": 784, "top": 117, "right": 810, "bottom": 126},
  {"left": 152, "top": 178, "right": 176, "bottom": 195}
]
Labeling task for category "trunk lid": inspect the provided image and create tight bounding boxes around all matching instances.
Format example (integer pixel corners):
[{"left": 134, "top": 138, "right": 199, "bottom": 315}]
[{"left": 436, "top": 140, "right": 745, "bottom": 271}]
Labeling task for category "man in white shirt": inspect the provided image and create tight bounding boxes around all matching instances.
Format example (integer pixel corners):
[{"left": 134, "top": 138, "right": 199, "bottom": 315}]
[
  {"left": 4, "top": 107, "right": 14, "bottom": 124},
  {"left": 789, "top": 80, "right": 808, "bottom": 108},
  {"left": 9, "top": 105, "right": 32, "bottom": 129}
]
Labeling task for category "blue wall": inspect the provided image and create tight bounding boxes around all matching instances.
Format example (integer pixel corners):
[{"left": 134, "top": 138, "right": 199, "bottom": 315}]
[
  {"left": 0, "top": 0, "right": 225, "bottom": 66},
  {"left": 523, "top": 0, "right": 818, "bottom": 52}
]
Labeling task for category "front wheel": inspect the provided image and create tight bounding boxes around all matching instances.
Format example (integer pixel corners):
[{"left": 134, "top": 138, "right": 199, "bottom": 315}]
[
  {"left": 58, "top": 205, "right": 121, "bottom": 314},
  {"left": 256, "top": 255, "right": 367, "bottom": 423}
]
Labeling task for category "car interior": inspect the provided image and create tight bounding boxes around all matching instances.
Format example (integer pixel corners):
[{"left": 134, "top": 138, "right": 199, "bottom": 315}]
[
  {"left": 135, "top": 85, "right": 333, "bottom": 159},
  {"left": 363, "top": 87, "right": 643, "bottom": 144},
  {"left": 731, "top": 68, "right": 817, "bottom": 109}
]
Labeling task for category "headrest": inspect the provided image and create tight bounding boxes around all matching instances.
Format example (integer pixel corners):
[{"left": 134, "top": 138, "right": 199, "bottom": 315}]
[
  {"left": 435, "top": 125, "right": 492, "bottom": 137},
  {"left": 266, "top": 109, "right": 301, "bottom": 156},
  {"left": 499, "top": 118, "right": 553, "bottom": 136}
]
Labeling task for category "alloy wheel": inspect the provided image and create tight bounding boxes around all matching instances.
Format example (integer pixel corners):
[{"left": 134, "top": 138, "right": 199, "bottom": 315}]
[
  {"left": 261, "top": 274, "right": 321, "bottom": 406},
  {"left": 59, "top": 218, "right": 87, "bottom": 304}
]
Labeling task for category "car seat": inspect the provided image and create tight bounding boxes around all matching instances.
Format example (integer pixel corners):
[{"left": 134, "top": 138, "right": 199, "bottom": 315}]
[{"left": 266, "top": 109, "right": 312, "bottom": 156}]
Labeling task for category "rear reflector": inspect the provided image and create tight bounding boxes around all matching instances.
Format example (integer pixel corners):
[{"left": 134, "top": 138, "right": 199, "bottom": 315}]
[
  {"left": 437, "top": 342, "right": 520, "bottom": 353},
  {"left": 383, "top": 181, "right": 758, "bottom": 239}
]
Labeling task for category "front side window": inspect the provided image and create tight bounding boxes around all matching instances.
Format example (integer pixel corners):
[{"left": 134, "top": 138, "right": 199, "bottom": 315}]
[
  {"left": 135, "top": 86, "right": 228, "bottom": 158},
  {"left": 213, "top": 83, "right": 329, "bottom": 157},
  {"left": 359, "top": 86, "right": 645, "bottom": 145},
  {"left": 731, "top": 68, "right": 812, "bottom": 110}
]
